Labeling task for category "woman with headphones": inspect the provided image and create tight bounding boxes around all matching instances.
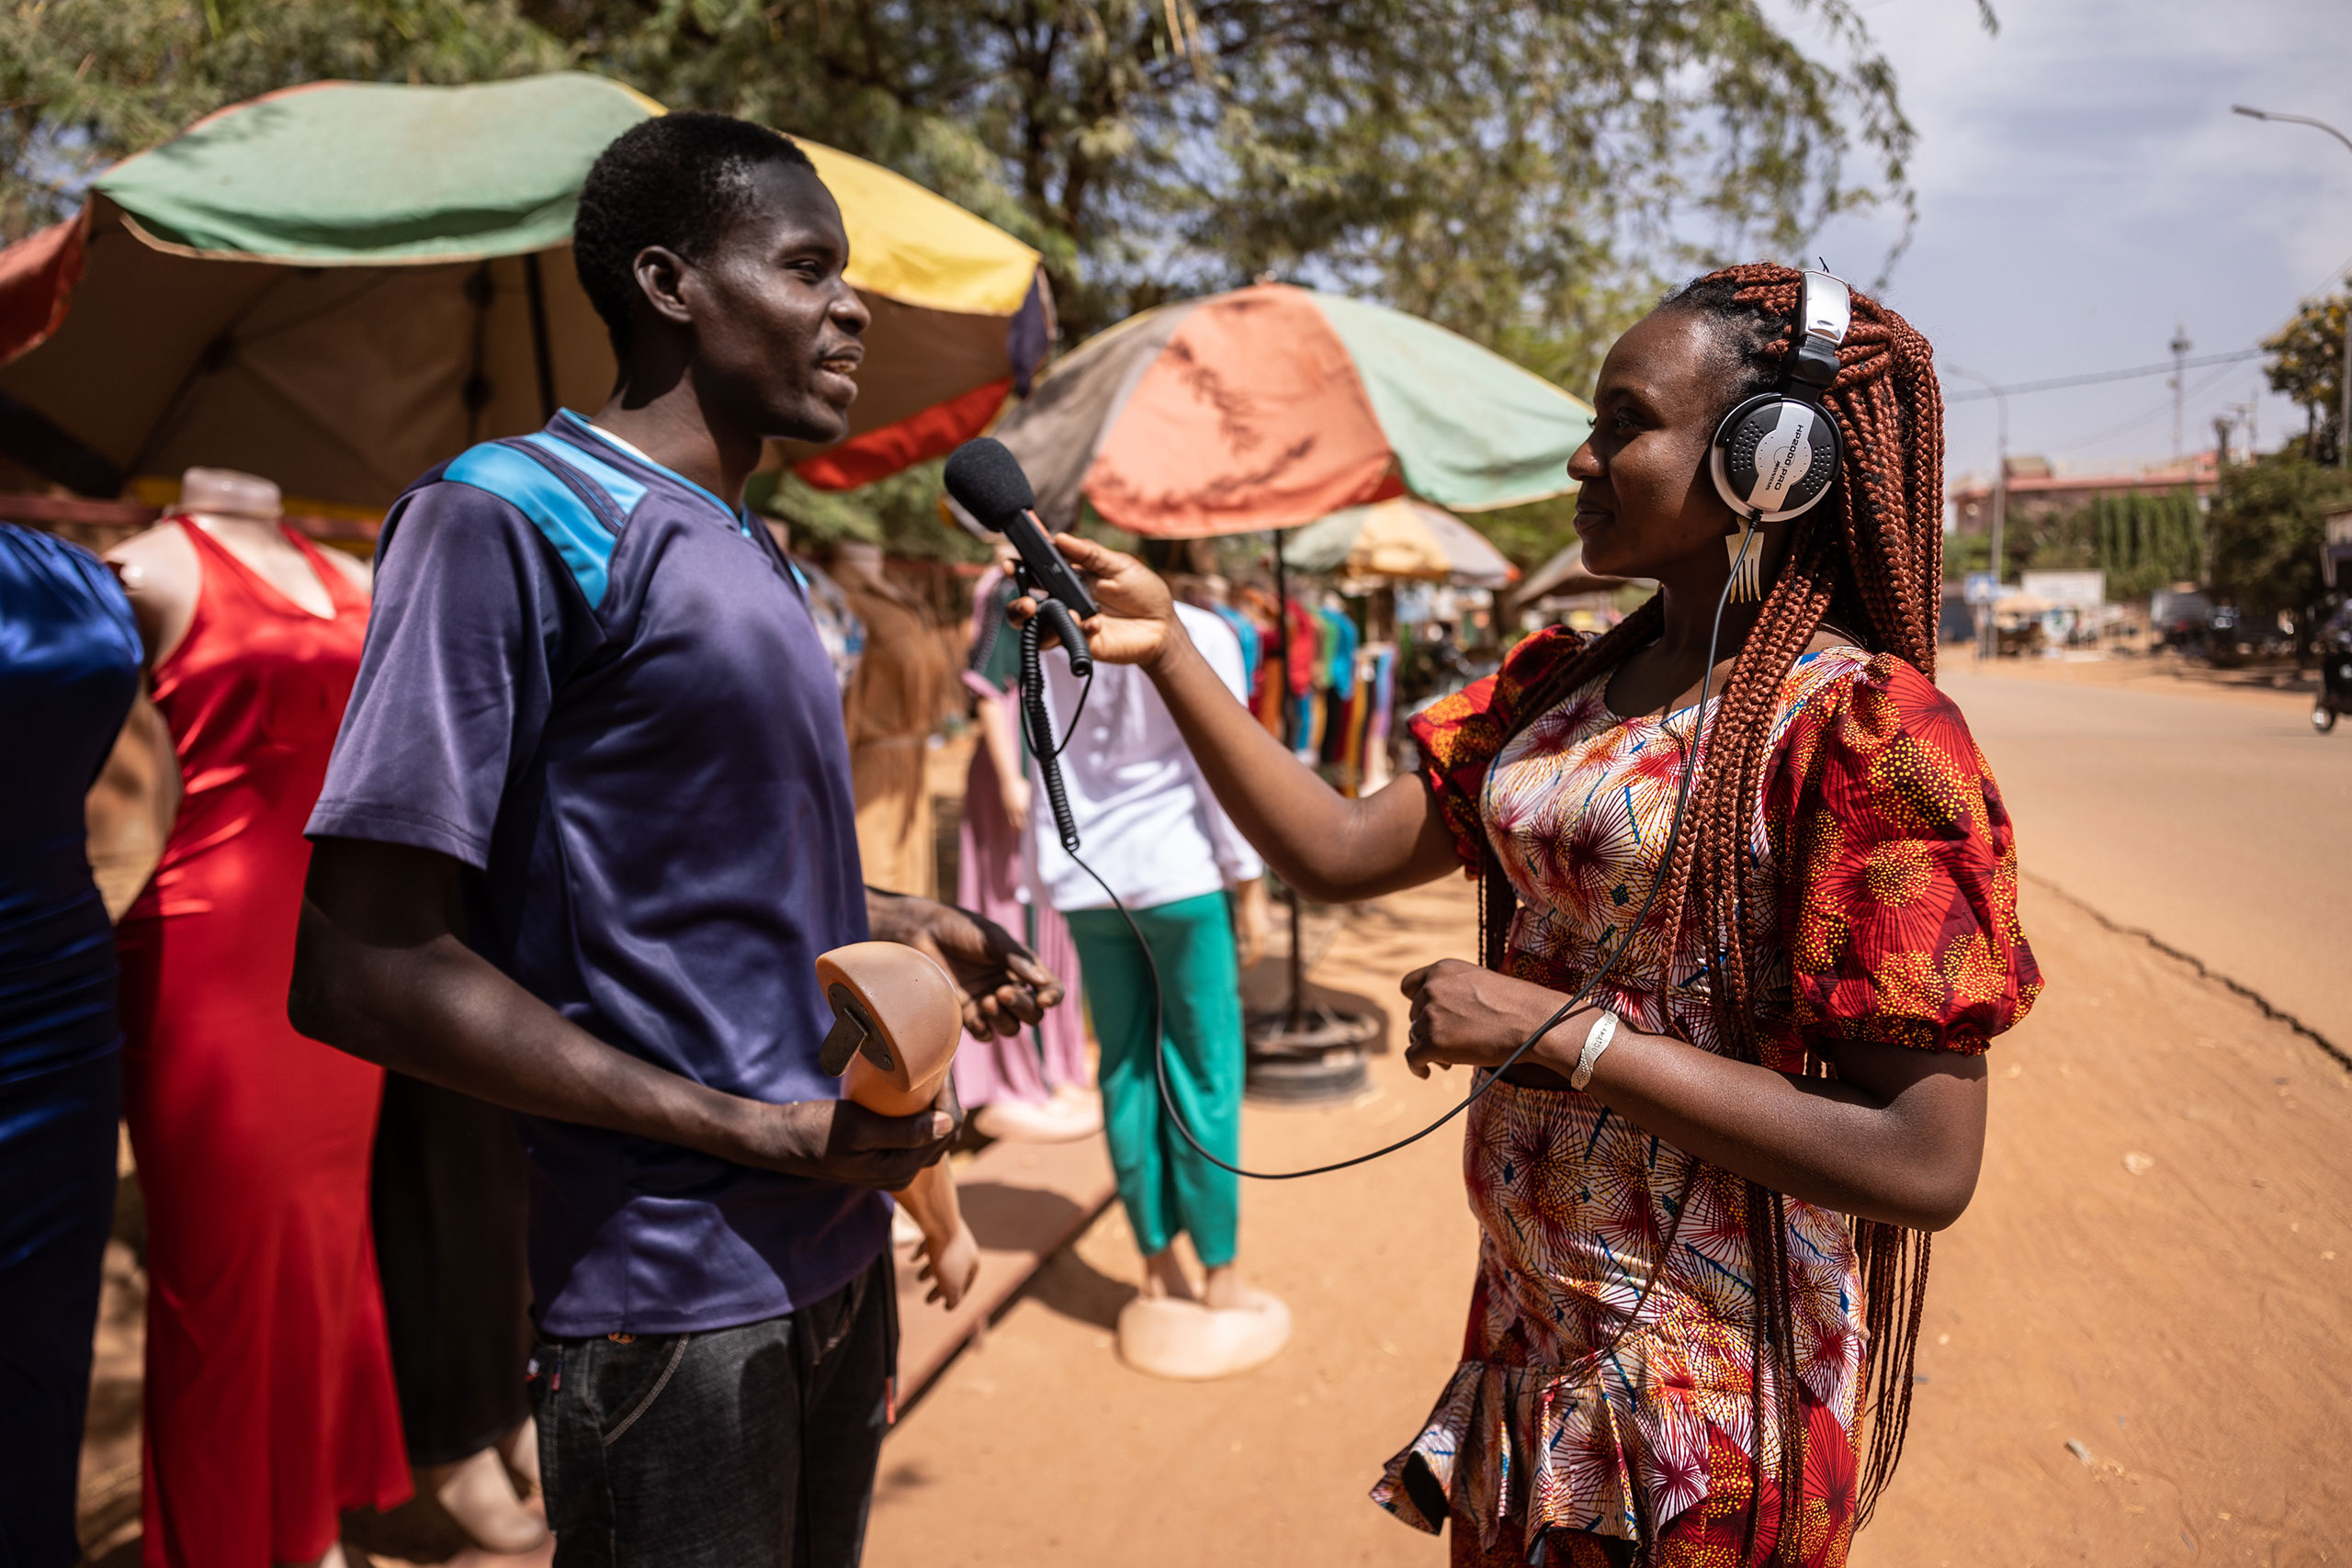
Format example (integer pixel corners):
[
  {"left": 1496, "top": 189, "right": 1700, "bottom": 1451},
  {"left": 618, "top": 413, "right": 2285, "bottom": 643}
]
[{"left": 1029, "top": 265, "right": 2040, "bottom": 1567}]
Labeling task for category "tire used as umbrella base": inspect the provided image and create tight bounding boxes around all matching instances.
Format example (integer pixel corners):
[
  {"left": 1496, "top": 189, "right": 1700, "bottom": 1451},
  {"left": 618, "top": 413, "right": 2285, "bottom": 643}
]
[{"left": 1243, "top": 1008, "right": 1377, "bottom": 1105}]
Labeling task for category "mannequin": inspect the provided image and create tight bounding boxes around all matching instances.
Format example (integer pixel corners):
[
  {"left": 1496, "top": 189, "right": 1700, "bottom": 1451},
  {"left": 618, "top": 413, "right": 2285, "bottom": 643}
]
[
  {"left": 816, "top": 943, "right": 980, "bottom": 1307},
  {"left": 109, "top": 468, "right": 415, "bottom": 1568},
  {"left": 832, "top": 541, "right": 952, "bottom": 897}
]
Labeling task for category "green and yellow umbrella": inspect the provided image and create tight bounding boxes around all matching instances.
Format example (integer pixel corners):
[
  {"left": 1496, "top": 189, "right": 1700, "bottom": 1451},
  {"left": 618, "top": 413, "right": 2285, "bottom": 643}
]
[{"left": 0, "top": 73, "right": 1050, "bottom": 512}]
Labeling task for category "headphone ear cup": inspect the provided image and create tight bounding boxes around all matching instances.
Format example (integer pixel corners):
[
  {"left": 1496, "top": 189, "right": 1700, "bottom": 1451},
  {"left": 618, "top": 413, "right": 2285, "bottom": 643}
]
[{"left": 1710, "top": 394, "right": 1842, "bottom": 523}]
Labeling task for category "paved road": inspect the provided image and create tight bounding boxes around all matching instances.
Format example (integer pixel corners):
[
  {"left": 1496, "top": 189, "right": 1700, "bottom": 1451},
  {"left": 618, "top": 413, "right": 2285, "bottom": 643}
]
[{"left": 1940, "top": 665, "right": 2352, "bottom": 1052}]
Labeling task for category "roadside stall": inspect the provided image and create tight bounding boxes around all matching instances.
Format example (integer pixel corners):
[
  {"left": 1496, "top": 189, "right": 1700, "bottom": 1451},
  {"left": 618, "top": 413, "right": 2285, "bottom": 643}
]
[{"left": 1281, "top": 496, "right": 1520, "bottom": 794}]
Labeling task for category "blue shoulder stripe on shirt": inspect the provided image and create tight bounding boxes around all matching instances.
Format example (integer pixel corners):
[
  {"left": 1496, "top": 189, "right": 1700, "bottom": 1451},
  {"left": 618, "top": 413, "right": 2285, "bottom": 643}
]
[
  {"left": 520, "top": 431, "right": 651, "bottom": 521},
  {"left": 443, "top": 443, "right": 621, "bottom": 610}
]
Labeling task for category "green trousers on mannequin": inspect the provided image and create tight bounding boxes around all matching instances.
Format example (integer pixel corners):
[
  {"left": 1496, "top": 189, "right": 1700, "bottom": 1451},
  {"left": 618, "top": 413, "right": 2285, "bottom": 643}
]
[{"left": 1064, "top": 890, "right": 1242, "bottom": 1268}]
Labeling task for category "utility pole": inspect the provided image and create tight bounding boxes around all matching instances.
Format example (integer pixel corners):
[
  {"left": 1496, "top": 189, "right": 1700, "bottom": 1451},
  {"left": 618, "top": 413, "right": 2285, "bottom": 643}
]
[
  {"left": 2169, "top": 322, "right": 2192, "bottom": 461},
  {"left": 2234, "top": 106, "right": 2352, "bottom": 468},
  {"left": 1945, "top": 363, "right": 2008, "bottom": 660}
]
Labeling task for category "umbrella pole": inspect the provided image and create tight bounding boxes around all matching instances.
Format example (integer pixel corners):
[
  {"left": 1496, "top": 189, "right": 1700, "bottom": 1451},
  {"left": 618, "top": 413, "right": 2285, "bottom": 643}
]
[
  {"left": 1273, "top": 530, "right": 1307, "bottom": 1034},
  {"left": 524, "top": 253, "right": 558, "bottom": 423}
]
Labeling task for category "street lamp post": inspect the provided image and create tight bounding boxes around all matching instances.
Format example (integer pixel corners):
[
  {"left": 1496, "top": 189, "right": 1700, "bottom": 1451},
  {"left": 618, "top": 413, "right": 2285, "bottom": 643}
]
[
  {"left": 2236, "top": 106, "right": 2352, "bottom": 468},
  {"left": 1945, "top": 363, "right": 2008, "bottom": 659}
]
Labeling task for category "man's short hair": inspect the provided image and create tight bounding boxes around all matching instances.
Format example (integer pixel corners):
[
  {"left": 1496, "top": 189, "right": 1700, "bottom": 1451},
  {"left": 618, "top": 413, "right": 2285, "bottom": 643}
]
[{"left": 573, "top": 111, "right": 816, "bottom": 349}]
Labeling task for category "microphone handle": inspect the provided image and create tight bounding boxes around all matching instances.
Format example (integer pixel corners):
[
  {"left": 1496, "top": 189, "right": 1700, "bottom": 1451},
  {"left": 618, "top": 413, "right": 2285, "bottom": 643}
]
[{"left": 1002, "top": 508, "right": 1099, "bottom": 618}]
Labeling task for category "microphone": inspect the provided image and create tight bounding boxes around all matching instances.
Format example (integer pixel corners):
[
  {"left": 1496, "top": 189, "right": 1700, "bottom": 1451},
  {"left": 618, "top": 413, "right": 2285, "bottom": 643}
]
[{"left": 943, "top": 438, "right": 1097, "bottom": 677}]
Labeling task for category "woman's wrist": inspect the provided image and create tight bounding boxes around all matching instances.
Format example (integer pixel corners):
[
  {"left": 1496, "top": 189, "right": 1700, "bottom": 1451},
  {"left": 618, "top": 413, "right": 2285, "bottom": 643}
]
[
  {"left": 1528, "top": 1002, "right": 1601, "bottom": 1077},
  {"left": 1139, "top": 610, "right": 1201, "bottom": 681}
]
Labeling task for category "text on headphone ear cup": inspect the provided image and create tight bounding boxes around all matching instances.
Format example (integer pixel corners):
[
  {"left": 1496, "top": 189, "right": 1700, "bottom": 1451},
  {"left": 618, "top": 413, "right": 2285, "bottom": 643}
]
[{"left": 1710, "top": 394, "right": 1842, "bottom": 523}]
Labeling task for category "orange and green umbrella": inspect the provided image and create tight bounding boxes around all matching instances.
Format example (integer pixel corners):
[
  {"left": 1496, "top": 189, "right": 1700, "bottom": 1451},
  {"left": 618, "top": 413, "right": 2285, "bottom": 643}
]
[
  {"left": 986, "top": 281, "right": 1592, "bottom": 538},
  {"left": 0, "top": 72, "right": 1049, "bottom": 511}
]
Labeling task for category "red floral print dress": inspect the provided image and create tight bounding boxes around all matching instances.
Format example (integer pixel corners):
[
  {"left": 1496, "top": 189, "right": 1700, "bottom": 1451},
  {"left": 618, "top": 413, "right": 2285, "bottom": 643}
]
[{"left": 1373, "top": 632, "right": 2040, "bottom": 1566}]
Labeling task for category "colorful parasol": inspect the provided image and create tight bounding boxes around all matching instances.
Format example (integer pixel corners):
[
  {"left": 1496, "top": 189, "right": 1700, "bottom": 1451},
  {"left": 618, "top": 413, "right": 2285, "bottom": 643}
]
[
  {"left": 985, "top": 281, "right": 1592, "bottom": 538},
  {"left": 1281, "top": 496, "right": 1518, "bottom": 588},
  {"left": 0, "top": 73, "right": 1049, "bottom": 512}
]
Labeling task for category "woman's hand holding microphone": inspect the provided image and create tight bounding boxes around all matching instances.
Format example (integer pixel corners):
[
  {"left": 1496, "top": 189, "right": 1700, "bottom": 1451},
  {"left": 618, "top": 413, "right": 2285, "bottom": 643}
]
[{"left": 1009, "top": 535, "right": 1193, "bottom": 671}]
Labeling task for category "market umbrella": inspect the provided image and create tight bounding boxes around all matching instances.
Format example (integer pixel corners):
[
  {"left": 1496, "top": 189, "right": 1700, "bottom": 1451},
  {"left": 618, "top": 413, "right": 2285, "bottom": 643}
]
[
  {"left": 978, "top": 283, "right": 1589, "bottom": 1095},
  {"left": 1282, "top": 496, "right": 1518, "bottom": 588},
  {"left": 1514, "top": 538, "right": 1621, "bottom": 602},
  {"left": 987, "top": 280, "right": 1591, "bottom": 537},
  {"left": 0, "top": 73, "right": 1051, "bottom": 513}
]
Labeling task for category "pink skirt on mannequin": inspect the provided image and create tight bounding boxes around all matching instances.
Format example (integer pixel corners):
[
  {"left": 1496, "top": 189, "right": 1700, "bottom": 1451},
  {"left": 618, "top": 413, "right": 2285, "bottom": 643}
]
[{"left": 954, "top": 680, "right": 1091, "bottom": 1105}]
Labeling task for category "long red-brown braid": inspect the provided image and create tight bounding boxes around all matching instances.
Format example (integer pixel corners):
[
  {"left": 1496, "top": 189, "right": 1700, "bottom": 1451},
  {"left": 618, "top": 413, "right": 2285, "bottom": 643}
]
[{"left": 1475, "top": 264, "right": 1947, "bottom": 1563}]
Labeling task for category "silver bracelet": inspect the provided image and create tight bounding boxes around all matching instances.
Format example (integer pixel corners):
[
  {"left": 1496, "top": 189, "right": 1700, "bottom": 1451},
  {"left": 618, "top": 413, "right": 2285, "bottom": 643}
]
[{"left": 1570, "top": 1010, "right": 1620, "bottom": 1091}]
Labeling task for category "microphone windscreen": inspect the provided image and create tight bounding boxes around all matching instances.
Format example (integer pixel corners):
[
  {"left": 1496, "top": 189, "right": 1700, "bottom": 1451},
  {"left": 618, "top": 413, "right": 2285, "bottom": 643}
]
[{"left": 943, "top": 438, "right": 1035, "bottom": 531}]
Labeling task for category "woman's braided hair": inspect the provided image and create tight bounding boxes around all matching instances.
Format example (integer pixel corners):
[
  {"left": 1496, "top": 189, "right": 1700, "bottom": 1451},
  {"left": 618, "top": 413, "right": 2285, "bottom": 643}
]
[{"left": 1474, "top": 263, "right": 1946, "bottom": 1560}]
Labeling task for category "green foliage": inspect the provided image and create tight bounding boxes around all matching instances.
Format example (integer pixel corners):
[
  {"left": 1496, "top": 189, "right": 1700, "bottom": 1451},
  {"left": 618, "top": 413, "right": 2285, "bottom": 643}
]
[
  {"left": 2, "top": 0, "right": 1982, "bottom": 562},
  {"left": 6, "top": 0, "right": 1956, "bottom": 362},
  {"left": 2261, "top": 280, "right": 2347, "bottom": 468},
  {"left": 1941, "top": 527, "right": 1989, "bottom": 582},
  {"left": 2015, "top": 491, "right": 2204, "bottom": 600},
  {"left": 2207, "top": 453, "right": 2349, "bottom": 623}
]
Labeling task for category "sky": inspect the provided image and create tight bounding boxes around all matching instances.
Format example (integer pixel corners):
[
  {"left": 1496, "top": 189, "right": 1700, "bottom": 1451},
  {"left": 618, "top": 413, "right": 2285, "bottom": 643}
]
[{"left": 1797, "top": 0, "right": 2352, "bottom": 488}]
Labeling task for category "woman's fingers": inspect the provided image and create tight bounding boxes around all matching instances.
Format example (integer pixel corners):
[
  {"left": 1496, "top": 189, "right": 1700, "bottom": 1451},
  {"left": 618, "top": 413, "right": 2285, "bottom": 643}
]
[{"left": 1398, "top": 962, "right": 1435, "bottom": 998}]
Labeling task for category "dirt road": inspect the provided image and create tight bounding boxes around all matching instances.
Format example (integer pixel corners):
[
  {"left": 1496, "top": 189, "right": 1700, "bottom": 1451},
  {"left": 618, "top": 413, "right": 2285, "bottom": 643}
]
[
  {"left": 1940, "top": 661, "right": 2352, "bottom": 1053},
  {"left": 868, "top": 674, "right": 2352, "bottom": 1567}
]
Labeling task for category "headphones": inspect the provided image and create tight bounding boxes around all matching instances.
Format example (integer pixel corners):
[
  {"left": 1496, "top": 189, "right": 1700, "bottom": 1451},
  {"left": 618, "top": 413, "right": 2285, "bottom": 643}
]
[{"left": 1707, "top": 268, "right": 1852, "bottom": 525}]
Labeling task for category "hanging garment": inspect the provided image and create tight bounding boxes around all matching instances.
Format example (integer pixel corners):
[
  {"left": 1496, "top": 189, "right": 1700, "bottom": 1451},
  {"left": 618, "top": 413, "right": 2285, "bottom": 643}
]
[
  {"left": 0, "top": 525, "right": 141, "bottom": 1568},
  {"left": 839, "top": 570, "right": 952, "bottom": 898}
]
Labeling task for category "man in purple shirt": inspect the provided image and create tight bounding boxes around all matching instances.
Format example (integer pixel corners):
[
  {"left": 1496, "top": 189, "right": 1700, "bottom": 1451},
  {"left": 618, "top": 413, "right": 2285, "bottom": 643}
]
[{"left": 291, "top": 113, "right": 1059, "bottom": 1566}]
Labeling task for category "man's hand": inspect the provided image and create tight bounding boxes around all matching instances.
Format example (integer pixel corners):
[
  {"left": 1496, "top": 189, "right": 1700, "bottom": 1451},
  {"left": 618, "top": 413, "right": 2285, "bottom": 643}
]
[
  {"left": 742, "top": 1092, "right": 959, "bottom": 1189},
  {"left": 865, "top": 888, "right": 1064, "bottom": 1038}
]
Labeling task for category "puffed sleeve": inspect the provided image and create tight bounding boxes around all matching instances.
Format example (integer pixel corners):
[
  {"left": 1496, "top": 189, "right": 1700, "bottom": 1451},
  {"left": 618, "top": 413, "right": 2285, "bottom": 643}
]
[
  {"left": 1405, "top": 626, "right": 1585, "bottom": 874},
  {"left": 1767, "top": 654, "right": 2041, "bottom": 1055}
]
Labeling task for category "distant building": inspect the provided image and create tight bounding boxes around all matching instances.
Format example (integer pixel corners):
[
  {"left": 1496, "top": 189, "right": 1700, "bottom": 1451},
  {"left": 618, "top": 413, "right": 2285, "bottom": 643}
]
[{"left": 1949, "top": 451, "right": 2218, "bottom": 535}]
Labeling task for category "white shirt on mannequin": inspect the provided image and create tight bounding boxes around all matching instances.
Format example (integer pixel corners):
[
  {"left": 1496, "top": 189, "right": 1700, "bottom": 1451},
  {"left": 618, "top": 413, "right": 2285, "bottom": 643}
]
[{"left": 1030, "top": 602, "right": 1264, "bottom": 913}]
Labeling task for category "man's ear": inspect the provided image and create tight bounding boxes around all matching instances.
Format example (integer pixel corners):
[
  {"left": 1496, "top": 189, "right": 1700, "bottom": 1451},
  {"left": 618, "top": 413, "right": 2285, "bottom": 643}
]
[{"left": 631, "top": 245, "right": 695, "bottom": 329}]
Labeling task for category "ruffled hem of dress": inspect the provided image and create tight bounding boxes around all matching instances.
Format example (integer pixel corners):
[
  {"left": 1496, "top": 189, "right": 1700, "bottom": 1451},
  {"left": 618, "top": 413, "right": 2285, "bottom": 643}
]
[{"left": 1370, "top": 1358, "right": 1745, "bottom": 1554}]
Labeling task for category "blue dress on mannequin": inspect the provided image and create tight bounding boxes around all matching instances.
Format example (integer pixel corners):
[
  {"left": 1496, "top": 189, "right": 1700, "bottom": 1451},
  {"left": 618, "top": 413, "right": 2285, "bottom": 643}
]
[{"left": 0, "top": 523, "right": 141, "bottom": 1567}]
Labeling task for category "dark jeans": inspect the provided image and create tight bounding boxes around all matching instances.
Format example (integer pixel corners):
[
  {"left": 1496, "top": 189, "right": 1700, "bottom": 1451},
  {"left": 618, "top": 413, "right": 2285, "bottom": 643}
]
[{"left": 528, "top": 1252, "right": 897, "bottom": 1568}]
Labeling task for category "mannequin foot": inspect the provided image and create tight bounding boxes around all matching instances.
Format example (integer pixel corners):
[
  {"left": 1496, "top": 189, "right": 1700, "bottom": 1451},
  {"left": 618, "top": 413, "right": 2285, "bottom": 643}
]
[
  {"left": 1116, "top": 1270, "right": 1291, "bottom": 1381},
  {"left": 424, "top": 1445, "right": 548, "bottom": 1554},
  {"left": 1203, "top": 1261, "right": 1252, "bottom": 1312},
  {"left": 1139, "top": 1245, "right": 1195, "bottom": 1302},
  {"left": 972, "top": 1095, "right": 1101, "bottom": 1144}
]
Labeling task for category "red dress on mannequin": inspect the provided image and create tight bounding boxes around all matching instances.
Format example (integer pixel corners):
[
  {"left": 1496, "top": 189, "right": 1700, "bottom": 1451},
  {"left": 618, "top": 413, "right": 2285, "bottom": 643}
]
[{"left": 117, "top": 521, "right": 409, "bottom": 1565}]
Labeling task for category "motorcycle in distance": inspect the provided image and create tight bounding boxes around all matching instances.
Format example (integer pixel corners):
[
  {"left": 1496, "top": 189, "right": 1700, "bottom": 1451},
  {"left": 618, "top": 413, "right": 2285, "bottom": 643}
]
[{"left": 2315, "top": 602, "right": 2352, "bottom": 734}]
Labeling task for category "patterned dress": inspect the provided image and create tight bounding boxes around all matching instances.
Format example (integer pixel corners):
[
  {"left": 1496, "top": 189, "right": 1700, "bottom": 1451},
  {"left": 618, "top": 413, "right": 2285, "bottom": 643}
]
[{"left": 1373, "top": 632, "right": 2041, "bottom": 1566}]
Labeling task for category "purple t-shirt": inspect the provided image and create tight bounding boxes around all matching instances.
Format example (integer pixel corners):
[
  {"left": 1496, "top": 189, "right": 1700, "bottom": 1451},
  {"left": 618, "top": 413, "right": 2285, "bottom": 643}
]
[{"left": 309, "top": 412, "right": 883, "bottom": 1337}]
